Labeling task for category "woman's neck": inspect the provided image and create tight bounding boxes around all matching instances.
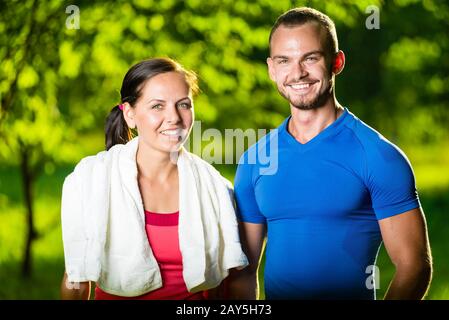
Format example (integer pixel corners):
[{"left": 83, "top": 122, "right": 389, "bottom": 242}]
[{"left": 136, "top": 143, "right": 178, "bottom": 182}]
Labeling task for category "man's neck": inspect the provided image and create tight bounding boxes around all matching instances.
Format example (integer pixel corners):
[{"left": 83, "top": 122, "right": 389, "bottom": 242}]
[{"left": 288, "top": 99, "right": 344, "bottom": 144}]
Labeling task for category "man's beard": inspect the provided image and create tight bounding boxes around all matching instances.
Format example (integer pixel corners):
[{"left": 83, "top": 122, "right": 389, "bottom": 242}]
[{"left": 279, "top": 78, "right": 334, "bottom": 110}]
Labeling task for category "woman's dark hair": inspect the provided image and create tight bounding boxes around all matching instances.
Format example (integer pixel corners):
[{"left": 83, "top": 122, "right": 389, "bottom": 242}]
[{"left": 105, "top": 57, "right": 199, "bottom": 150}]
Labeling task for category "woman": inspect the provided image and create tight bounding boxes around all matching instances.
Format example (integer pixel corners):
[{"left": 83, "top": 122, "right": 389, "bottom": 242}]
[{"left": 60, "top": 57, "right": 248, "bottom": 300}]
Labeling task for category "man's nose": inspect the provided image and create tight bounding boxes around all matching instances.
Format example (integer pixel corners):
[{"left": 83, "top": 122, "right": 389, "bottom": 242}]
[{"left": 291, "top": 61, "right": 308, "bottom": 80}]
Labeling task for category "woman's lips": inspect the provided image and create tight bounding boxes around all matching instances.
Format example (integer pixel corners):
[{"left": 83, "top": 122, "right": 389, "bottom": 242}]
[{"left": 160, "top": 128, "right": 184, "bottom": 142}]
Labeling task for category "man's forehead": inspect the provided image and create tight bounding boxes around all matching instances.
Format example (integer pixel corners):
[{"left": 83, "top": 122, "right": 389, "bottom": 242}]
[{"left": 270, "top": 23, "right": 326, "bottom": 54}]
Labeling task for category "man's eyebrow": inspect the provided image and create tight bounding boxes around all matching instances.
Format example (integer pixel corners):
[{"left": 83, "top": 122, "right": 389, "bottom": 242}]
[
  {"left": 303, "top": 50, "right": 325, "bottom": 57},
  {"left": 271, "top": 51, "right": 325, "bottom": 60},
  {"left": 271, "top": 55, "right": 290, "bottom": 60}
]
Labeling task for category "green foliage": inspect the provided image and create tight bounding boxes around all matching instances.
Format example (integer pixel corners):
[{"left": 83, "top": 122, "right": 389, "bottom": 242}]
[{"left": 3, "top": 0, "right": 448, "bottom": 159}]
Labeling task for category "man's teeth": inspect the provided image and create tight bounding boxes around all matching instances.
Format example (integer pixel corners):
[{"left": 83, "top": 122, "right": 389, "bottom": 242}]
[
  {"left": 161, "top": 129, "right": 182, "bottom": 136},
  {"left": 290, "top": 83, "right": 311, "bottom": 89}
]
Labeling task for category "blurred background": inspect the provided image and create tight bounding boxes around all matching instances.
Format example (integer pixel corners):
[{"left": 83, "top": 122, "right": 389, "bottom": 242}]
[{"left": 0, "top": 0, "right": 448, "bottom": 299}]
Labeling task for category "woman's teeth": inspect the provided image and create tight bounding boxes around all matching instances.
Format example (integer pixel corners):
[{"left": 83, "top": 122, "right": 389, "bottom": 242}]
[{"left": 161, "top": 129, "right": 182, "bottom": 136}]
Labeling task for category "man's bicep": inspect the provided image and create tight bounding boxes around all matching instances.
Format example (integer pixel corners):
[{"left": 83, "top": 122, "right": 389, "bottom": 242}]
[
  {"left": 366, "top": 141, "right": 420, "bottom": 220},
  {"left": 378, "top": 207, "right": 431, "bottom": 268},
  {"left": 234, "top": 162, "right": 265, "bottom": 222}
]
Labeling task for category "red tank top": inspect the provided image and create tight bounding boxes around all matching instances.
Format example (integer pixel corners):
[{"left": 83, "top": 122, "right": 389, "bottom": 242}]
[{"left": 95, "top": 210, "right": 206, "bottom": 300}]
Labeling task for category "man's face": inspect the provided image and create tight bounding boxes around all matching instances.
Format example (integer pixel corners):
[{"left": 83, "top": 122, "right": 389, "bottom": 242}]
[{"left": 267, "top": 23, "right": 334, "bottom": 110}]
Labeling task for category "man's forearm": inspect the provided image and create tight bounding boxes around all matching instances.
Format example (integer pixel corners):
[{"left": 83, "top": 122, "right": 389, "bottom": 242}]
[
  {"left": 227, "top": 269, "right": 259, "bottom": 300},
  {"left": 384, "top": 263, "right": 432, "bottom": 300}
]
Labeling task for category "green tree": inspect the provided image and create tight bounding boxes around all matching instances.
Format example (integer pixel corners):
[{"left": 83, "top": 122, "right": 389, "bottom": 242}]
[{"left": 0, "top": 0, "right": 82, "bottom": 276}]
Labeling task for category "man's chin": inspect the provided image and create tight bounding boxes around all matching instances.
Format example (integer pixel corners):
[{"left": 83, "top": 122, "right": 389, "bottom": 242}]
[
  {"left": 290, "top": 98, "right": 321, "bottom": 110},
  {"left": 289, "top": 90, "right": 332, "bottom": 110},
  {"left": 283, "top": 90, "right": 320, "bottom": 110}
]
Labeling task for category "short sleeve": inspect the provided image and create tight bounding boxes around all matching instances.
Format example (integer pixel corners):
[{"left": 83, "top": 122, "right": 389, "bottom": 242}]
[
  {"left": 234, "top": 155, "right": 267, "bottom": 224},
  {"left": 365, "top": 140, "right": 420, "bottom": 220}
]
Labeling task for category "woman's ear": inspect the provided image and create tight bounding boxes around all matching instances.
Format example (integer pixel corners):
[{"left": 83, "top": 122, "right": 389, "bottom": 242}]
[{"left": 122, "top": 103, "right": 136, "bottom": 129}]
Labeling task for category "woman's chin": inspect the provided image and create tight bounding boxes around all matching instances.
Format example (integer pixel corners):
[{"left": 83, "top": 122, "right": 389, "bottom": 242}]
[{"left": 163, "top": 141, "right": 185, "bottom": 153}]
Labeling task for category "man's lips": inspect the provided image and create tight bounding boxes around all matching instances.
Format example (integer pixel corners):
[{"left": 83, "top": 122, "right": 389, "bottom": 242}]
[{"left": 286, "top": 81, "right": 318, "bottom": 92}]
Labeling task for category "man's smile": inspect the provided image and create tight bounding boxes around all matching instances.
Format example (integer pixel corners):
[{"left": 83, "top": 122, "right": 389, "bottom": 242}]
[{"left": 287, "top": 81, "right": 318, "bottom": 94}]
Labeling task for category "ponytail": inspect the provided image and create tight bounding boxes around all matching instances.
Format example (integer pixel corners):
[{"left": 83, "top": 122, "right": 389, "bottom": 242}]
[{"left": 104, "top": 105, "right": 132, "bottom": 151}]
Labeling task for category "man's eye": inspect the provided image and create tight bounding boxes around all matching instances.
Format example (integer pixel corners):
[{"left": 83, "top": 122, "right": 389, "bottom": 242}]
[
  {"left": 278, "top": 59, "right": 288, "bottom": 64},
  {"left": 305, "top": 56, "right": 318, "bottom": 62},
  {"left": 152, "top": 104, "right": 163, "bottom": 110}
]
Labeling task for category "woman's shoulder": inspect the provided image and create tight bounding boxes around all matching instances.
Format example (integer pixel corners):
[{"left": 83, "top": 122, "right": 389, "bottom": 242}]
[
  {"left": 184, "top": 150, "right": 233, "bottom": 190},
  {"left": 75, "top": 150, "right": 108, "bottom": 171},
  {"left": 76, "top": 140, "right": 131, "bottom": 168}
]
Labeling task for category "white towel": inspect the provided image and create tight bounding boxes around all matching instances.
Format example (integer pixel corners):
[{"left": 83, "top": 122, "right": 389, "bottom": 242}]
[{"left": 61, "top": 136, "right": 248, "bottom": 297}]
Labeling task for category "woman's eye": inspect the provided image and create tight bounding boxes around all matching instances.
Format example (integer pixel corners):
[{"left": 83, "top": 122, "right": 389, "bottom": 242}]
[
  {"left": 152, "top": 104, "right": 163, "bottom": 110},
  {"left": 178, "top": 102, "right": 191, "bottom": 109}
]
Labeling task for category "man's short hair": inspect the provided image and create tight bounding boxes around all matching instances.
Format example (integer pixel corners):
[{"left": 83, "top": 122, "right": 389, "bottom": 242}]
[{"left": 269, "top": 7, "right": 339, "bottom": 58}]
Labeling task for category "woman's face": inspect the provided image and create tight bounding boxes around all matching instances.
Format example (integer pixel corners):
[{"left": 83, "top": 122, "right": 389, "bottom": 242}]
[{"left": 124, "top": 71, "right": 194, "bottom": 154}]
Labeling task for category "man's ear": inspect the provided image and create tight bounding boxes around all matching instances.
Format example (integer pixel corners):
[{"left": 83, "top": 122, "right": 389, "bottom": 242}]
[
  {"left": 122, "top": 103, "right": 136, "bottom": 129},
  {"left": 332, "top": 50, "right": 345, "bottom": 75},
  {"left": 267, "top": 57, "right": 276, "bottom": 81}
]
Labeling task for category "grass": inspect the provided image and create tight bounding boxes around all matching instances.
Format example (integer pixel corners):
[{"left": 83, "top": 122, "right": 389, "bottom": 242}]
[{"left": 0, "top": 143, "right": 448, "bottom": 299}]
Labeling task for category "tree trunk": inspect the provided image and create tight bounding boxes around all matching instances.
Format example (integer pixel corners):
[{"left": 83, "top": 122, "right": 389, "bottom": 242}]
[{"left": 20, "top": 146, "right": 37, "bottom": 278}]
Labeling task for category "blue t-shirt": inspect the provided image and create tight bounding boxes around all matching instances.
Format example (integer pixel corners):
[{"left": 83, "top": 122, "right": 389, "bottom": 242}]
[{"left": 234, "top": 108, "right": 420, "bottom": 300}]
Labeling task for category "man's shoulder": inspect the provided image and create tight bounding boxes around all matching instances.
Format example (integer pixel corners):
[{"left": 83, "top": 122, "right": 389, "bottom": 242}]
[
  {"left": 346, "top": 113, "right": 411, "bottom": 168},
  {"left": 237, "top": 119, "right": 286, "bottom": 167}
]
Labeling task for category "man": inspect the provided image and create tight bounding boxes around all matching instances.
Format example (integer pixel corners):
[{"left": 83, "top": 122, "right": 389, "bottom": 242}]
[{"left": 232, "top": 7, "right": 432, "bottom": 300}]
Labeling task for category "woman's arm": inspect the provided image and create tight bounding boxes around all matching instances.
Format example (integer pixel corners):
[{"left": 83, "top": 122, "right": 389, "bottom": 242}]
[{"left": 60, "top": 271, "right": 92, "bottom": 300}]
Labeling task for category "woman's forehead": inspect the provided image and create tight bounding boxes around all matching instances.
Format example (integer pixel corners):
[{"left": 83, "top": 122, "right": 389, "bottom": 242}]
[{"left": 140, "top": 72, "right": 191, "bottom": 99}]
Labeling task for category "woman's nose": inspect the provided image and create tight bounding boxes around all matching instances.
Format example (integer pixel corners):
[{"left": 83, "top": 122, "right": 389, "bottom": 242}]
[{"left": 166, "top": 105, "right": 181, "bottom": 124}]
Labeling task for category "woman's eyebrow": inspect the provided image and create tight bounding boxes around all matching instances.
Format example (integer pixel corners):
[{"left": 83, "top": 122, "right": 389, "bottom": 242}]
[
  {"left": 146, "top": 98, "right": 165, "bottom": 104},
  {"left": 176, "top": 97, "right": 191, "bottom": 103}
]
